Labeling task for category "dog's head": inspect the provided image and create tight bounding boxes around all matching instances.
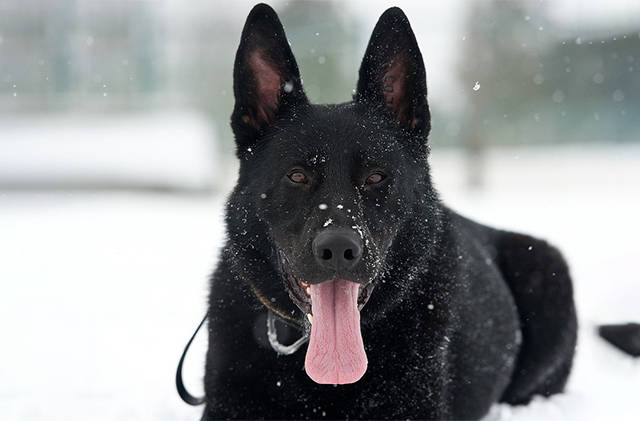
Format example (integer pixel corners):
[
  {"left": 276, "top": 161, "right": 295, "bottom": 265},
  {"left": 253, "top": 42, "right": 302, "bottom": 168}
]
[{"left": 228, "top": 3, "right": 434, "bottom": 385}]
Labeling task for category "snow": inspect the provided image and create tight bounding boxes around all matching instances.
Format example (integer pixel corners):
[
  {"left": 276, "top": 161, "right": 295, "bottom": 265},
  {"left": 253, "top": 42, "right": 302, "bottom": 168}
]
[
  {"left": 1, "top": 141, "right": 639, "bottom": 420},
  {"left": 0, "top": 112, "right": 218, "bottom": 191},
  {"left": 283, "top": 81, "right": 294, "bottom": 93},
  {"left": 0, "top": 193, "right": 219, "bottom": 421}
]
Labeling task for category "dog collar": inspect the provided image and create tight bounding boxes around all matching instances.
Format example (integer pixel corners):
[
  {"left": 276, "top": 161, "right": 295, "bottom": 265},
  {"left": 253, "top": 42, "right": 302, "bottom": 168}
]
[{"left": 266, "top": 310, "right": 309, "bottom": 355}]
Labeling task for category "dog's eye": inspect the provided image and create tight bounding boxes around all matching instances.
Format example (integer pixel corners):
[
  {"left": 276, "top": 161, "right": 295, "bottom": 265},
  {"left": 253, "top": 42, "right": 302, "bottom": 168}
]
[
  {"left": 365, "top": 172, "right": 385, "bottom": 185},
  {"left": 288, "top": 170, "right": 308, "bottom": 184}
]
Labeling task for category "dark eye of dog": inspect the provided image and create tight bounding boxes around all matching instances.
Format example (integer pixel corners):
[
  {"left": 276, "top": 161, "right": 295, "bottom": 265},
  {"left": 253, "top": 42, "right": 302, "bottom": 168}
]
[
  {"left": 365, "top": 172, "right": 385, "bottom": 185},
  {"left": 288, "top": 170, "right": 308, "bottom": 184}
]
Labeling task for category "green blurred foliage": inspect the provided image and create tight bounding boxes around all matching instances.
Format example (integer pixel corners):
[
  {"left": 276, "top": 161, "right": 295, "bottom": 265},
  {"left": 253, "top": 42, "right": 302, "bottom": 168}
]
[
  {"left": 454, "top": 0, "right": 639, "bottom": 147},
  {"left": 1, "top": 0, "right": 638, "bottom": 155},
  {"left": 279, "top": 1, "right": 361, "bottom": 105}
]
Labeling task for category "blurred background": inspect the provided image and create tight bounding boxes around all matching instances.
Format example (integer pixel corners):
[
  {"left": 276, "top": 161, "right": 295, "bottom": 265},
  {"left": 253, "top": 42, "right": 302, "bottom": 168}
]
[{"left": 1, "top": 1, "right": 639, "bottom": 420}]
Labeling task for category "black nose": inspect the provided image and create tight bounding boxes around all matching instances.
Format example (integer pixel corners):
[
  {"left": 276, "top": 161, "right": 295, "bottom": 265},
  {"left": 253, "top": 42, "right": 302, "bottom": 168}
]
[{"left": 312, "top": 229, "right": 363, "bottom": 271}]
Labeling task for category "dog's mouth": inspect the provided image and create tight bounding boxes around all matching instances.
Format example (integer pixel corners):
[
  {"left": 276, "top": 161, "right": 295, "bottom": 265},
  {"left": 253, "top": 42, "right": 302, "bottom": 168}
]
[
  {"left": 283, "top": 270, "right": 375, "bottom": 318},
  {"left": 281, "top": 257, "right": 375, "bottom": 385}
]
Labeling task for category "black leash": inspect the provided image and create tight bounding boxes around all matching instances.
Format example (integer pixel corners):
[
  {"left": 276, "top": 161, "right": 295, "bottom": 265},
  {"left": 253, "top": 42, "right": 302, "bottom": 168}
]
[
  {"left": 598, "top": 322, "right": 640, "bottom": 357},
  {"left": 176, "top": 311, "right": 208, "bottom": 406},
  {"left": 176, "top": 309, "right": 308, "bottom": 406}
]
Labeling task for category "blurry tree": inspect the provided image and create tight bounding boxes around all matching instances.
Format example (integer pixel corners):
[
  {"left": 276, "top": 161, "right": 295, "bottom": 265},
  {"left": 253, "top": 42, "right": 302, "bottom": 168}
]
[
  {"left": 541, "top": 32, "right": 640, "bottom": 143},
  {"left": 280, "top": 1, "right": 361, "bottom": 104},
  {"left": 457, "top": 0, "right": 553, "bottom": 188},
  {"left": 179, "top": 13, "right": 237, "bottom": 155},
  {"left": 0, "top": 0, "right": 164, "bottom": 110},
  {"left": 456, "top": 0, "right": 639, "bottom": 188},
  {"left": 3, "top": 0, "right": 637, "bottom": 183}
]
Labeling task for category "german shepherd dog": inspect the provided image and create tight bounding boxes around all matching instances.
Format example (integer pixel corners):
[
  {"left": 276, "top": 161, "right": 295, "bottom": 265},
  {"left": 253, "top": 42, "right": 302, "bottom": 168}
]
[{"left": 202, "top": 4, "right": 577, "bottom": 419}]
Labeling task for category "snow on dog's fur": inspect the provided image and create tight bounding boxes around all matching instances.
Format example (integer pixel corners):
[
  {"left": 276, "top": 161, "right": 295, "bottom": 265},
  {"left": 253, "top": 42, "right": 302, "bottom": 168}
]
[{"left": 202, "top": 4, "right": 577, "bottom": 419}]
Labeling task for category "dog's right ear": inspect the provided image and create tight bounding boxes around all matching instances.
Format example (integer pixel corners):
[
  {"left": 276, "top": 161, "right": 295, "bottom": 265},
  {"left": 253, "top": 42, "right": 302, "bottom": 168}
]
[{"left": 231, "top": 4, "right": 307, "bottom": 144}]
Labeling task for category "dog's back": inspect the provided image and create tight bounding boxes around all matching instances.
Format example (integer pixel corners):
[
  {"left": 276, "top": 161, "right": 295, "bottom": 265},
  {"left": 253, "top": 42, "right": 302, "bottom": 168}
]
[{"left": 450, "top": 211, "right": 577, "bottom": 406}]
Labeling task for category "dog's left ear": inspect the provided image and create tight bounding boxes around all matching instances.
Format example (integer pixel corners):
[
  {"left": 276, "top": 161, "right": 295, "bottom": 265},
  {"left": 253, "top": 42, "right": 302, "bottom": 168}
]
[
  {"left": 355, "top": 7, "right": 430, "bottom": 136},
  {"left": 231, "top": 4, "right": 307, "bottom": 140}
]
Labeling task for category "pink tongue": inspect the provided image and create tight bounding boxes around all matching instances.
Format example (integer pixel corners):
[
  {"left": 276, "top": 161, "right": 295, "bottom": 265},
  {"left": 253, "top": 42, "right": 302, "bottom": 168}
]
[{"left": 304, "top": 280, "right": 368, "bottom": 384}]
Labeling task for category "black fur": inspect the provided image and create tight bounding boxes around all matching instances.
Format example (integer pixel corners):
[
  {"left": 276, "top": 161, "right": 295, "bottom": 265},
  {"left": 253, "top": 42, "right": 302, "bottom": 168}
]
[
  {"left": 599, "top": 323, "right": 640, "bottom": 357},
  {"left": 202, "top": 4, "right": 577, "bottom": 419}
]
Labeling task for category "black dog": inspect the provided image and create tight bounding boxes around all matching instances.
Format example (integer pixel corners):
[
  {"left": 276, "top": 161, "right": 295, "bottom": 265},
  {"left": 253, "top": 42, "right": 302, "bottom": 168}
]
[{"left": 201, "top": 4, "right": 577, "bottom": 419}]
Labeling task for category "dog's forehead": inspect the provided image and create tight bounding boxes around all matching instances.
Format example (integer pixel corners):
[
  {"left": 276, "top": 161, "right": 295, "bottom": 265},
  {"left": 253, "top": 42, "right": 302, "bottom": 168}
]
[{"left": 269, "top": 105, "right": 404, "bottom": 164}]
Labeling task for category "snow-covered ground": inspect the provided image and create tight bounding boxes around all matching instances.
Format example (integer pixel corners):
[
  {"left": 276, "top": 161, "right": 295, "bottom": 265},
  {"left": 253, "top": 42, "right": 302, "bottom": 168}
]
[
  {"left": 1, "top": 139, "right": 639, "bottom": 420},
  {"left": 0, "top": 112, "right": 218, "bottom": 191}
]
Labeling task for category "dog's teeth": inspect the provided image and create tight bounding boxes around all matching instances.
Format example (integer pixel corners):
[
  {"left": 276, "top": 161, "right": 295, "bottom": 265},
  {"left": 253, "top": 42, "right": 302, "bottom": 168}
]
[
  {"left": 306, "top": 286, "right": 311, "bottom": 296},
  {"left": 307, "top": 313, "right": 313, "bottom": 324},
  {"left": 301, "top": 281, "right": 309, "bottom": 287}
]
